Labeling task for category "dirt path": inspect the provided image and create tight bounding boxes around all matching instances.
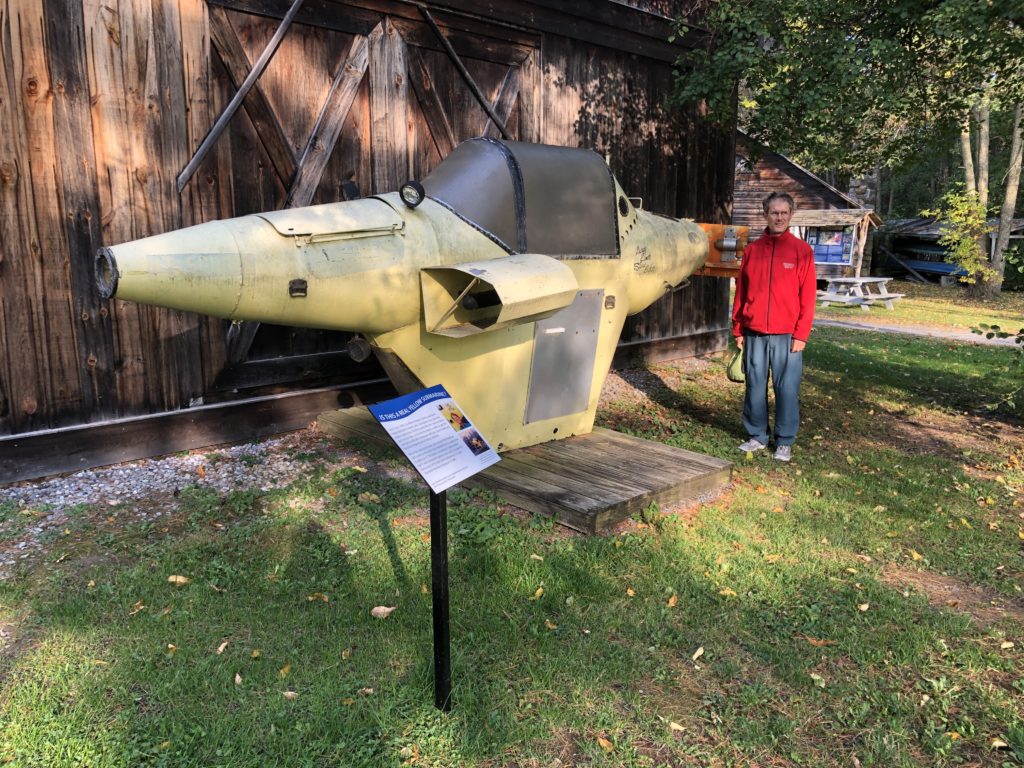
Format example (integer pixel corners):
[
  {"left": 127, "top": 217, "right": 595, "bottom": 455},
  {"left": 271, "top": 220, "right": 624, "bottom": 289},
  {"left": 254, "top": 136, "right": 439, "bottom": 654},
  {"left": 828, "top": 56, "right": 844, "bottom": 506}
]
[{"left": 815, "top": 317, "right": 1019, "bottom": 347}]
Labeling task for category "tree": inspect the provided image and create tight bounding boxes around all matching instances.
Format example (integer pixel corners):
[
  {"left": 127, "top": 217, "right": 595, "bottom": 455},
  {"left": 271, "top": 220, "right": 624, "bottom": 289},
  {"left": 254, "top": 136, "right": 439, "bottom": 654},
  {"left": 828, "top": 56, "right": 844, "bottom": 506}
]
[{"left": 672, "top": 0, "right": 1024, "bottom": 294}]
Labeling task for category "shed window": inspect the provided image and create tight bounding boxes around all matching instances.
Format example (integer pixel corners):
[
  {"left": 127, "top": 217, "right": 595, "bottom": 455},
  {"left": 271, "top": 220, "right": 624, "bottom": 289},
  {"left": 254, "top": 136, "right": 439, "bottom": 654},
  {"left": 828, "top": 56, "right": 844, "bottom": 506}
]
[{"left": 804, "top": 226, "right": 854, "bottom": 265}]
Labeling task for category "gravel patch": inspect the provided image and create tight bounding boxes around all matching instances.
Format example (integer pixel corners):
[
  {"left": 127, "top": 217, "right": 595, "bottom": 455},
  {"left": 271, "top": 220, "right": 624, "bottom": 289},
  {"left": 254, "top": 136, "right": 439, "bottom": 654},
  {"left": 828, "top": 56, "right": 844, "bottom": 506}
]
[{"left": 0, "top": 429, "right": 363, "bottom": 581}]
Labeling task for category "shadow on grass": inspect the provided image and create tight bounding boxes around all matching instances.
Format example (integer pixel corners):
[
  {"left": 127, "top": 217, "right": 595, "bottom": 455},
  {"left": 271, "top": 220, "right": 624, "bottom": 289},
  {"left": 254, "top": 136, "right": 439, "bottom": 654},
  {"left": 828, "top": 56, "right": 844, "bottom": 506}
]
[{"left": 1, "top": 481, "right": 1017, "bottom": 767}]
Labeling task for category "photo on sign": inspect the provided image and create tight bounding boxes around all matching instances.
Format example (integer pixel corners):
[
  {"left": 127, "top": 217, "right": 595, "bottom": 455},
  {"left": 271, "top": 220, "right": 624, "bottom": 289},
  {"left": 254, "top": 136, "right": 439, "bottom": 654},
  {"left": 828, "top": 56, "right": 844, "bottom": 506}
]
[
  {"left": 461, "top": 429, "right": 489, "bottom": 456},
  {"left": 438, "top": 403, "right": 471, "bottom": 432}
]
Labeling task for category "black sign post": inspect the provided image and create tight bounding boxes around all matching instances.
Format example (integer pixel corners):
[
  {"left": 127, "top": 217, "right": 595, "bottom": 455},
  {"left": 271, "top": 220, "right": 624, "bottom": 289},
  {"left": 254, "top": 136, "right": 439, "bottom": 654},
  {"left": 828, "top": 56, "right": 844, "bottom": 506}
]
[
  {"left": 429, "top": 489, "right": 452, "bottom": 711},
  {"left": 368, "top": 385, "right": 500, "bottom": 712}
]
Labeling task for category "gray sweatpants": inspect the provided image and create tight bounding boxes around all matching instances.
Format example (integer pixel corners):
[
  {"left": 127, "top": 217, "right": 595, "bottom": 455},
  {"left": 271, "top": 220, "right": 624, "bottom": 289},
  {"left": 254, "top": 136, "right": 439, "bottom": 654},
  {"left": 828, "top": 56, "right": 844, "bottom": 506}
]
[{"left": 742, "top": 333, "right": 803, "bottom": 447}]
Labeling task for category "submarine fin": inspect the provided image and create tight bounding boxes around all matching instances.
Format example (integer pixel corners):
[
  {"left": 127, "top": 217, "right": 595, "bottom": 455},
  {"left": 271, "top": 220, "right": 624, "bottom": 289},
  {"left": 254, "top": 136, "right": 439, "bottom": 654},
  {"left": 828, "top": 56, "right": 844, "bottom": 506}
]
[{"left": 421, "top": 253, "right": 579, "bottom": 338}]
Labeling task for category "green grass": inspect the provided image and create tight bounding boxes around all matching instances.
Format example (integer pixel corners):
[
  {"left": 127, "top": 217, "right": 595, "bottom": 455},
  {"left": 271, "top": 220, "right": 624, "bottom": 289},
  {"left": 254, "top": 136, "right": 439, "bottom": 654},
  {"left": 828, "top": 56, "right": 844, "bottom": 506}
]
[
  {"left": 1, "top": 325, "right": 1023, "bottom": 767},
  {"left": 815, "top": 279, "right": 1024, "bottom": 333}
]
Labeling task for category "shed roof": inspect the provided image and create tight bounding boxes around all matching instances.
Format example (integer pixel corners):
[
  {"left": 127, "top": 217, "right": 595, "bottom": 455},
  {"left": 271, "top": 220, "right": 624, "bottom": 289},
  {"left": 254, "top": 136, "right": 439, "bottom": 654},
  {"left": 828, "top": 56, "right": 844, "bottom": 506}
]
[
  {"left": 883, "top": 217, "right": 1024, "bottom": 239},
  {"left": 791, "top": 208, "right": 883, "bottom": 228}
]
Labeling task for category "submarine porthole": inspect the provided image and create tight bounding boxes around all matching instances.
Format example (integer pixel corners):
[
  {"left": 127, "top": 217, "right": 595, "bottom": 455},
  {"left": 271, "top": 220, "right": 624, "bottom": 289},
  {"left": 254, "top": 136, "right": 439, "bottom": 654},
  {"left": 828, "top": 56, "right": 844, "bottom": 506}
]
[{"left": 618, "top": 195, "right": 629, "bottom": 216}]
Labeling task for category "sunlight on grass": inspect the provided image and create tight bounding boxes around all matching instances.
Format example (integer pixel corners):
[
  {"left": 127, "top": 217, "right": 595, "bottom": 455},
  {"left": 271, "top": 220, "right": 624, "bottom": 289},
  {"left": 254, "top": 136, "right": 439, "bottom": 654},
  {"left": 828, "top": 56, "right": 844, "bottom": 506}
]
[
  {"left": 815, "top": 279, "right": 1024, "bottom": 331},
  {"left": 1, "top": 325, "right": 1023, "bottom": 766}
]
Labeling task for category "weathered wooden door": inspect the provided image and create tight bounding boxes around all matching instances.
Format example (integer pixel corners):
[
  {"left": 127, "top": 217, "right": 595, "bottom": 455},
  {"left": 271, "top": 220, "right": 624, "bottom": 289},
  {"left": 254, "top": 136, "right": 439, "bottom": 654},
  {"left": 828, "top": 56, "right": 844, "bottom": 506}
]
[{"left": 195, "top": 3, "right": 540, "bottom": 376}]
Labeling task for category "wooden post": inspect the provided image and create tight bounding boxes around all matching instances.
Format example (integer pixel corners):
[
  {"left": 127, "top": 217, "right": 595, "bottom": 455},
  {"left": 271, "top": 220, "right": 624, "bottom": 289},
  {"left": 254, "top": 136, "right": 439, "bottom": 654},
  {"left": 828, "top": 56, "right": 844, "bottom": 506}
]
[{"left": 176, "top": 0, "right": 305, "bottom": 192}]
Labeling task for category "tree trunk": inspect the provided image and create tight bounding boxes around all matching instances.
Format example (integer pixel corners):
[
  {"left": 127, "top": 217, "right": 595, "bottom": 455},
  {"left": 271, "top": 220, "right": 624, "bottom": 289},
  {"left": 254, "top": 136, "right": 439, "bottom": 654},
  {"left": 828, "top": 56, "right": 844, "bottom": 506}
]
[
  {"left": 961, "top": 116, "right": 977, "bottom": 195},
  {"left": 984, "top": 103, "right": 1024, "bottom": 298},
  {"left": 976, "top": 97, "right": 990, "bottom": 211},
  {"left": 962, "top": 105, "right": 990, "bottom": 296}
]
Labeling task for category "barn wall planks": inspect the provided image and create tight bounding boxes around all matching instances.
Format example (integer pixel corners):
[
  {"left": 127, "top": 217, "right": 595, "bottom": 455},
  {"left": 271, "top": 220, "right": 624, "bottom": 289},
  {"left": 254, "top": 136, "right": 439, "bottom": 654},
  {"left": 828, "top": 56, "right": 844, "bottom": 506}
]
[{"left": 0, "top": 0, "right": 734, "bottom": 450}]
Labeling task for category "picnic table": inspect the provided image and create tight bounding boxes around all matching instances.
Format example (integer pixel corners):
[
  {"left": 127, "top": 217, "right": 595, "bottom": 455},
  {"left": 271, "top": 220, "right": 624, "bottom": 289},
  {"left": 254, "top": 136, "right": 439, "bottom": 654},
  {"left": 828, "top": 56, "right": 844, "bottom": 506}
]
[{"left": 817, "top": 277, "right": 904, "bottom": 311}]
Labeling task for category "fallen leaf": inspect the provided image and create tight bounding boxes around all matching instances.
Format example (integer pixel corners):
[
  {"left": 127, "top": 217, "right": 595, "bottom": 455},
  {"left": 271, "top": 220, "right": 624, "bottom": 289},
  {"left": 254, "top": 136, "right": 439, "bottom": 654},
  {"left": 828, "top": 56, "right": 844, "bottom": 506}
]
[
  {"left": 357, "top": 687, "right": 374, "bottom": 696},
  {"left": 278, "top": 663, "right": 291, "bottom": 678},
  {"left": 772, "top": 506, "right": 784, "bottom": 514},
  {"left": 809, "top": 672, "right": 826, "bottom": 688},
  {"left": 197, "top": 465, "right": 206, "bottom": 479},
  {"left": 209, "top": 583, "right": 226, "bottom": 593},
  {"left": 167, "top": 575, "right": 191, "bottom": 586},
  {"left": 234, "top": 672, "right": 242, "bottom": 686},
  {"left": 946, "top": 731, "right": 960, "bottom": 740},
  {"left": 341, "top": 698, "right": 355, "bottom": 706},
  {"left": 764, "top": 554, "right": 782, "bottom": 564},
  {"left": 87, "top": 579, "right": 96, "bottom": 589},
  {"left": 719, "top": 588, "right": 737, "bottom": 597},
  {"left": 128, "top": 600, "right": 146, "bottom": 616},
  {"left": 857, "top": 603, "right": 870, "bottom": 612},
  {"left": 692, "top": 646, "right": 705, "bottom": 662},
  {"left": 873, "top": 505, "right": 887, "bottom": 513},
  {"left": 352, "top": 465, "right": 368, "bottom": 473},
  {"left": 992, "top": 737, "right": 1010, "bottom": 749},
  {"left": 282, "top": 690, "right": 298, "bottom": 700},
  {"left": 216, "top": 641, "right": 229, "bottom": 655},
  {"left": 801, "top": 636, "right": 837, "bottom": 647},
  {"left": 251, "top": 649, "right": 261, "bottom": 659},
  {"left": 626, "top": 587, "right": 636, "bottom": 597},
  {"left": 667, "top": 594, "right": 678, "bottom": 608},
  {"left": 959, "top": 517, "right": 973, "bottom": 529},
  {"left": 358, "top": 491, "right": 381, "bottom": 504},
  {"left": 909, "top": 549, "right": 924, "bottom": 561},
  {"left": 530, "top": 554, "right": 544, "bottom": 561},
  {"left": 669, "top": 721, "right": 685, "bottom": 732},
  {"left": 545, "top": 620, "right": 558, "bottom": 630},
  {"left": 1018, "top": 529, "right": 1024, "bottom": 540},
  {"left": 307, "top": 592, "right": 329, "bottom": 602},
  {"left": 342, "top": 648, "right": 351, "bottom": 660},
  {"left": 530, "top": 587, "right": 544, "bottom": 600},
  {"left": 93, "top": 659, "right": 108, "bottom": 665},
  {"left": 371, "top": 605, "right": 397, "bottom": 619},
  {"left": 597, "top": 736, "right": 613, "bottom": 752},
  {"left": 1000, "top": 641, "right": 1015, "bottom": 650},
  {"left": 421, "top": 583, "right": 429, "bottom": 594},
  {"left": 166, "top": 644, "right": 177, "bottom": 656}
]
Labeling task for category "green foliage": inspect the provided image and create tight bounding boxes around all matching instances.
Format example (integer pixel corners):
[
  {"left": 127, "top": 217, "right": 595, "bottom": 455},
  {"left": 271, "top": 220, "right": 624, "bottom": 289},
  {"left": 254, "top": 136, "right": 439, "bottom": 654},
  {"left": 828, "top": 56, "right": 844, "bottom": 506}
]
[
  {"left": 922, "top": 188, "right": 997, "bottom": 285},
  {"left": 1004, "top": 245, "right": 1024, "bottom": 292},
  {"left": 971, "top": 322, "right": 1024, "bottom": 410},
  {"left": 672, "top": 0, "right": 1024, "bottom": 174}
]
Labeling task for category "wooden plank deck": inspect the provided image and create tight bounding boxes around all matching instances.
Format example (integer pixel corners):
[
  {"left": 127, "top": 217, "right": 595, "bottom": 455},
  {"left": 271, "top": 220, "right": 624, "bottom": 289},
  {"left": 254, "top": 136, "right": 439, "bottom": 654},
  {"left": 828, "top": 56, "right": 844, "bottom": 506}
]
[{"left": 317, "top": 407, "right": 732, "bottom": 534}]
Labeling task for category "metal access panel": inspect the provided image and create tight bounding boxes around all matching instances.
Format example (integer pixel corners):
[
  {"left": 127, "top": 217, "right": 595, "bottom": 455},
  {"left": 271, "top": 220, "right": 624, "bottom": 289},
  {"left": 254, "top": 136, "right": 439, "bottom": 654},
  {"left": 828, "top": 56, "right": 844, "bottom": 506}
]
[{"left": 524, "top": 289, "right": 603, "bottom": 424}]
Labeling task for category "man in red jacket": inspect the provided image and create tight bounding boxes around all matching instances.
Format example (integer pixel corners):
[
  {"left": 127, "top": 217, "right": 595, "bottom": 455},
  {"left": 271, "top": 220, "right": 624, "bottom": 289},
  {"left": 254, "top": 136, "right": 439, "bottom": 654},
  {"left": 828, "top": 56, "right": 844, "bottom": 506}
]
[{"left": 732, "top": 192, "right": 817, "bottom": 462}]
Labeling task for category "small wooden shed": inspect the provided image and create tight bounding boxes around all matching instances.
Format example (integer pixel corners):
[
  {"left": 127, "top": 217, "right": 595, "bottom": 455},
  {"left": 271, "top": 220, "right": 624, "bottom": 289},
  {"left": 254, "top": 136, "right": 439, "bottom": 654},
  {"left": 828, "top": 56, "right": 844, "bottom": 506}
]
[
  {"left": 0, "top": 0, "right": 737, "bottom": 482},
  {"left": 733, "top": 132, "right": 882, "bottom": 277}
]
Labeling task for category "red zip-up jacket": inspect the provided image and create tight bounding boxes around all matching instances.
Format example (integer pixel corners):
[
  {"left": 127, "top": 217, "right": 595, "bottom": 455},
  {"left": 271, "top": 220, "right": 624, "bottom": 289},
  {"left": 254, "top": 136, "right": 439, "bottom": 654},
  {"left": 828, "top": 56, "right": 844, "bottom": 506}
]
[{"left": 732, "top": 228, "right": 817, "bottom": 341}]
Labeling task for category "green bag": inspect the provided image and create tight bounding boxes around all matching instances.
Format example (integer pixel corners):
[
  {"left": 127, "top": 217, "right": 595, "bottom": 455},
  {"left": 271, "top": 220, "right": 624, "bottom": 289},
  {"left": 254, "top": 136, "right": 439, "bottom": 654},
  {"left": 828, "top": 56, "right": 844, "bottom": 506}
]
[{"left": 726, "top": 344, "right": 745, "bottom": 383}]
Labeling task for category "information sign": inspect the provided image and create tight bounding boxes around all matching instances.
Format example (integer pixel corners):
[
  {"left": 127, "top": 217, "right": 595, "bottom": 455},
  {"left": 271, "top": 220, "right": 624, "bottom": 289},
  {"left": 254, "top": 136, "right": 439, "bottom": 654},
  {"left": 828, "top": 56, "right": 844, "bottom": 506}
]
[{"left": 368, "top": 384, "right": 500, "bottom": 494}]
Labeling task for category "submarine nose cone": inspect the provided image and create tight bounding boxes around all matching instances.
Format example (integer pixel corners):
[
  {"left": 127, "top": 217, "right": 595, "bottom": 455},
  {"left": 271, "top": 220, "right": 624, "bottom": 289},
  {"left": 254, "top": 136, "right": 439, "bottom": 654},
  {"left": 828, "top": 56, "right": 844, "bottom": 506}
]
[{"left": 96, "top": 247, "right": 119, "bottom": 299}]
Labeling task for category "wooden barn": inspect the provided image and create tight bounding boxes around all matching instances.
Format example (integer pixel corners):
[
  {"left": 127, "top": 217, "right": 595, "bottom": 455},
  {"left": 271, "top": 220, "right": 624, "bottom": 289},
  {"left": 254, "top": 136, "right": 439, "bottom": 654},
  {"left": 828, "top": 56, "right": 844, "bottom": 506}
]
[
  {"left": 0, "top": 0, "right": 736, "bottom": 482},
  {"left": 734, "top": 132, "right": 882, "bottom": 278}
]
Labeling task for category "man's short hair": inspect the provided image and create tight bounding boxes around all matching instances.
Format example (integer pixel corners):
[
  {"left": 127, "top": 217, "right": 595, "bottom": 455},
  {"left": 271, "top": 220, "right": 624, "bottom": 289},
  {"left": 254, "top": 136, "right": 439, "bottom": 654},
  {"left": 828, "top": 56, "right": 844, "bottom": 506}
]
[{"left": 762, "top": 192, "right": 795, "bottom": 214}]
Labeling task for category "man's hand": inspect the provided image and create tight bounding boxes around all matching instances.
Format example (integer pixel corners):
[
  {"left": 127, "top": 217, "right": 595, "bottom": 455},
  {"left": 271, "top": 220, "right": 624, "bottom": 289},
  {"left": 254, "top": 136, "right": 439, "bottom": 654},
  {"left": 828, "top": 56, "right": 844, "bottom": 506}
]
[
  {"left": 791, "top": 338, "right": 806, "bottom": 353},
  {"left": 735, "top": 336, "right": 744, "bottom": 349}
]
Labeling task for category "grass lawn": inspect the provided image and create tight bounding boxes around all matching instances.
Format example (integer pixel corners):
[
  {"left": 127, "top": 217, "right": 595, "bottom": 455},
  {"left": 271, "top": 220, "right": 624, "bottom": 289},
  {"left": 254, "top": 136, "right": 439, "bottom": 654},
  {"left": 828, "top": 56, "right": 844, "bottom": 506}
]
[
  {"left": 1, "top": 321, "right": 1023, "bottom": 766},
  {"left": 815, "top": 279, "right": 1024, "bottom": 334}
]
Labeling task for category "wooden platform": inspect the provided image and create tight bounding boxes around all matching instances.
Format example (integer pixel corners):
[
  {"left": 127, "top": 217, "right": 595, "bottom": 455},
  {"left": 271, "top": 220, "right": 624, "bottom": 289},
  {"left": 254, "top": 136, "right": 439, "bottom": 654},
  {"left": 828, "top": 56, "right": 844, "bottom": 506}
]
[{"left": 317, "top": 408, "right": 732, "bottom": 534}]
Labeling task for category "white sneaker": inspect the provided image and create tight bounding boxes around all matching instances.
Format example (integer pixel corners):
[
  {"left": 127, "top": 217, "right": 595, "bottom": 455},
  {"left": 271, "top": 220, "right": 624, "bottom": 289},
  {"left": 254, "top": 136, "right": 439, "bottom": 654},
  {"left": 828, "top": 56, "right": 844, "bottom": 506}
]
[
  {"left": 738, "top": 438, "right": 767, "bottom": 453},
  {"left": 773, "top": 445, "right": 792, "bottom": 462}
]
